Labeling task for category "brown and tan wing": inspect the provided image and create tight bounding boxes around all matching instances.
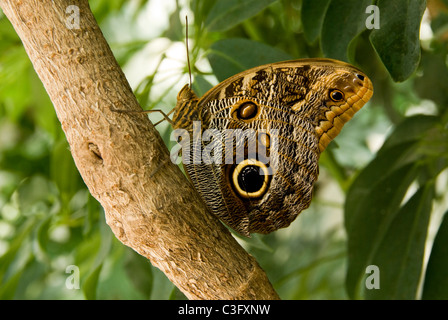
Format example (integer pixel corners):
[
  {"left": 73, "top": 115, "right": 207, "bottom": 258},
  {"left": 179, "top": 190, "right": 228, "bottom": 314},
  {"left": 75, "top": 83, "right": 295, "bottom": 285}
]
[{"left": 172, "top": 58, "right": 373, "bottom": 235}]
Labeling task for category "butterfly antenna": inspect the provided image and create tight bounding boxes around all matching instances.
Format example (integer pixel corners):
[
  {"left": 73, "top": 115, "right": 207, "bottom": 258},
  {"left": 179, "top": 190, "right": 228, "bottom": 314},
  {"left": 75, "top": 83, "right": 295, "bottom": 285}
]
[{"left": 185, "top": 15, "right": 192, "bottom": 88}]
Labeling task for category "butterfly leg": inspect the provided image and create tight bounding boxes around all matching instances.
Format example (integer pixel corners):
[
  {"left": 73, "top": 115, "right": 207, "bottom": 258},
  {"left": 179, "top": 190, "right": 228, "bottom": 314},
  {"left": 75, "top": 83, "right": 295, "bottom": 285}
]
[
  {"left": 149, "top": 156, "right": 171, "bottom": 178},
  {"left": 112, "top": 108, "right": 175, "bottom": 127}
]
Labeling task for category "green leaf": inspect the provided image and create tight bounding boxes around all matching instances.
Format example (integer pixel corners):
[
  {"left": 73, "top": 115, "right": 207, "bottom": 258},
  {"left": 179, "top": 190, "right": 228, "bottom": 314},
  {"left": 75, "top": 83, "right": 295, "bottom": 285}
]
[
  {"left": 321, "top": 0, "right": 373, "bottom": 61},
  {"left": 34, "top": 214, "right": 53, "bottom": 264},
  {"left": 192, "top": 74, "right": 213, "bottom": 97},
  {"left": 82, "top": 221, "right": 112, "bottom": 300},
  {"left": 162, "top": 2, "right": 184, "bottom": 41},
  {"left": 84, "top": 193, "right": 101, "bottom": 236},
  {"left": 301, "top": 0, "right": 331, "bottom": 43},
  {"left": 369, "top": 0, "right": 426, "bottom": 82},
  {"left": 345, "top": 115, "right": 443, "bottom": 299},
  {"left": 345, "top": 163, "right": 419, "bottom": 299},
  {"left": 365, "top": 184, "right": 434, "bottom": 299},
  {"left": 414, "top": 51, "right": 448, "bottom": 109},
  {"left": 237, "top": 233, "right": 274, "bottom": 252},
  {"left": 83, "top": 262, "right": 103, "bottom": 300},
  {"left": 192, "top": 0, "right": 218, "bottom": 30},
  {"left": 0, "top": 46, "right": 33, "bottom": 121},
  {"left": 422, "top": 211, "right": 448, "bottom": 300},
  {"left": 205, "top": 0, "right": 277, "bottom": 32},
  {"left": 380, "top": 115, "right": 439, "bottom": 151},
  {"left": 30, "top": 73, "right": 58, "bottom": 138},
  {"left": 50, "top": 139, "right": 83, "bottom": 200},
  {"left": 0, "top": 259, "right": 31, "bottom": 300},
  {"left": 95, "top": 220, "right": 113, "bottom": 266},
  {"left": 208, "top": 38, "right": 292, "bottom": 82},
  {"left": 344, "top": 142, "right": 421, "bottom": 232},
  {"left": 149, "top": 267, "right": 177, "bottom": 300},
  {"left": 124, "top": 250, "right": 153, "bottom": 299},
  {"left": 15, "top": 175, "right": 55, "bottom": 215},
  {"left": 0, "top": 219, "right": 35, "bottom": 285},
  {"left": 345, "top": 116, "right": 439, "bottom": 225}
]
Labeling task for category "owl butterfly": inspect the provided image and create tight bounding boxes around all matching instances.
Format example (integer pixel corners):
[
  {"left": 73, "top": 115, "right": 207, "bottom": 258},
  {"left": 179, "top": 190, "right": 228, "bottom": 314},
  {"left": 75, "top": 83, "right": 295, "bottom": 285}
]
[{"left": 171, "top": 58, "right": 373, "bottom": 236}]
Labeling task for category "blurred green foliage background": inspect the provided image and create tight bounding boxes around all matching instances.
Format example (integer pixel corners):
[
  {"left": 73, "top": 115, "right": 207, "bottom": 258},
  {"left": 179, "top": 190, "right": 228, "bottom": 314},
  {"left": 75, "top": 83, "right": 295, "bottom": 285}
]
[{"left": 0, "top": 0, "right": 447, "bottom": 299}]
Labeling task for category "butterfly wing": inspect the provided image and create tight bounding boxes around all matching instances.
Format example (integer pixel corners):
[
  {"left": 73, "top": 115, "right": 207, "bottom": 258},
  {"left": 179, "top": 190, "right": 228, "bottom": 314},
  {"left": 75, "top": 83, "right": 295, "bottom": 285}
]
[{"left": 173, "top": 58, "right": 373, "bottom": 235}]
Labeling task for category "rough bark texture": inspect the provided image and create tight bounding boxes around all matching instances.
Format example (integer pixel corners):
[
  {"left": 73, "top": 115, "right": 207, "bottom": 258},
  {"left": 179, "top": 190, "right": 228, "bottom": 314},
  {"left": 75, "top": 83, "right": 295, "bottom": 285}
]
[{"left": 0, "top": 0, "right": 279, "bottom": 300}]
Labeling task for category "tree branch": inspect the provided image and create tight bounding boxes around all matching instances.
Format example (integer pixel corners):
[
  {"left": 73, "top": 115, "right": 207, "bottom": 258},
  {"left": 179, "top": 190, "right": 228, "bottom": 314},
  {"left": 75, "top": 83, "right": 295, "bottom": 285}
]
[{"left": 0, "top": 0, "right": 279, "bottom": 300}]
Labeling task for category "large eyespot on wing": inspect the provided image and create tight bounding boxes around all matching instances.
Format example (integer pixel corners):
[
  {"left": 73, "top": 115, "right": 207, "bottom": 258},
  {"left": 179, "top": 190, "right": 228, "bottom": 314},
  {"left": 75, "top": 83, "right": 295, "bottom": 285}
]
[
  {"left": 316, "top": 68, "right": 374, "bottom": 152},
  {"left": 230, "top": 159, "right": 271, "bottom": 199}
]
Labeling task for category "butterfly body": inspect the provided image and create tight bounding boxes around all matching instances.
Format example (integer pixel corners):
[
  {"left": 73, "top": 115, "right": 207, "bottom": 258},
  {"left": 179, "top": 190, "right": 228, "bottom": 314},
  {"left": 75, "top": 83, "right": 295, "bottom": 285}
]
[{"left": 172, "top": 58, "right": 373, "bottom": 236}]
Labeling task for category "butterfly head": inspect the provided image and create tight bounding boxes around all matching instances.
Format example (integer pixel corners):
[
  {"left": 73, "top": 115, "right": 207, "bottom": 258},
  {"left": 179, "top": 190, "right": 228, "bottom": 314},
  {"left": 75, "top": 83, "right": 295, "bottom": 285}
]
[
  {"left": 314, "top": 61, "right": 373, "bottom": 152},
  {"left": 303, "top": 60, "right": 374, "bottom": 152}
]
